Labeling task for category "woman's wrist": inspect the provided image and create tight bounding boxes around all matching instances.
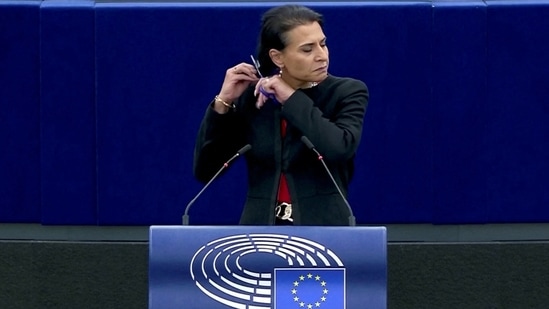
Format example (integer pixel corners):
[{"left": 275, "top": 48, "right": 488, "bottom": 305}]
[
  {"left": 212, "top": 95, "right": 235, "bottom": 114},
  {"left": 215, "top": 95, "right": 235, "bottom": 109}
]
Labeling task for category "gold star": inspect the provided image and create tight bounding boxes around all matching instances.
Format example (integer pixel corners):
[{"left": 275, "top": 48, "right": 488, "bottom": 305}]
[
  {"left": 321, "top": 296, "right": 327, "bottom": 302},
  {"left": 292, "top": 288, "right": 297, "bottom": 294},
  {"left": 307, "top": 273, "right": 313, "bottom": 279},
  {"left": 299, "top": 275, "right": 305, "bottom": 281},
  {"left": 321, "top": 281, "right": 327, "bottom": 287},
  {"left": 293, "top": 281, "right": 299, "bottom": 287},
  {"left": 315, "top": 275, "right": 321, "bottom": 281},
  {"left": 323, "top": 288, "right": 329, "bottom": 294}
]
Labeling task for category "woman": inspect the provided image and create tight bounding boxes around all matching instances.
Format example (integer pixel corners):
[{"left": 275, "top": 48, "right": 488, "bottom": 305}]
[{"left": 194, "top": 5, "right": 369, "bottom": 226}]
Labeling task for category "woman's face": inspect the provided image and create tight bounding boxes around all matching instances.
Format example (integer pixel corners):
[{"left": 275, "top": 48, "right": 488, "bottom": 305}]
[{"left": 273, "top": 22, "right": 329, "bottom": 89}]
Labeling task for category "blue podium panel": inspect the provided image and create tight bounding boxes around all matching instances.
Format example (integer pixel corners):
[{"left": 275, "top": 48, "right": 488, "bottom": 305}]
[
  {"left": 485, "top": 0, "right": 549, "bottom": 222},
  {"left": 149, "top": 226, "right": 387, "bottom": 309},
  {"left": 0, "top": 1, "right": 41, "bottom": 222},
  {"left": 432, "top": 0, "right": 488, "bottom": 224},
  {"left": 40, "top": 0, "right": 97, "bottom": 224}
]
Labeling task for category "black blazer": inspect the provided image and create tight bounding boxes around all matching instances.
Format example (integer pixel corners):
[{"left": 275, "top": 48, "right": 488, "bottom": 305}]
[{"left": 194, "top": 75, "right": 369, "bottom": 225}]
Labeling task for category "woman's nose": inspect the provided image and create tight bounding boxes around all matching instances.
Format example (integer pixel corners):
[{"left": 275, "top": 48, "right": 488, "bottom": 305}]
[{"left": 315, "top": 46, "right": 328, "bottom": 61}]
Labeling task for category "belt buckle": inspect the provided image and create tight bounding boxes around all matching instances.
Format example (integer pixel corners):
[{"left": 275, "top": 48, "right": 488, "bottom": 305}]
[{"left": 275, "top": 202, "right": 293, "bottom": 222}]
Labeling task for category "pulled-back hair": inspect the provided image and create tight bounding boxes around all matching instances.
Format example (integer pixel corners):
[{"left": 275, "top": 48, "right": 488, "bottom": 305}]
[{"left": 256, "top": 5, "right": 324, "bottom": 76}]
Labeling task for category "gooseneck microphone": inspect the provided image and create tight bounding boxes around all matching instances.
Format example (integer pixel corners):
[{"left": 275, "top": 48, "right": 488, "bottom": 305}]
[
  {"left": 182, "top": 144, "right": 252, "bottom": 225},
  {"left": 300, "top": 136, "right": 356, "bottom": 226}
]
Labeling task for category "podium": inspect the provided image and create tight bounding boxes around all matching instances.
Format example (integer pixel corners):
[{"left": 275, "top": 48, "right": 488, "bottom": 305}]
[{"left": 149, "top": 226, "right": 387, "bottom": 309}]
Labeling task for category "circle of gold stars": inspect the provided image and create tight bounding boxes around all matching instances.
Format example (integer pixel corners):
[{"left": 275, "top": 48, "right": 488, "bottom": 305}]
[{"left": 290, "top": 273, "right": 328, "bottom": 308}]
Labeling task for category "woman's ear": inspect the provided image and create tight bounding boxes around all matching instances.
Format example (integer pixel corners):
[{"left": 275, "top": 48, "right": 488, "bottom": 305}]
[{"left": 269, "top": 49, "right": 284, "bottom": 68}]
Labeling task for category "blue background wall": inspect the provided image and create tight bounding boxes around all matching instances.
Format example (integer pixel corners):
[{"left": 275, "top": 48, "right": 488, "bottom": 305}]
[{"left": 1, "top": 0, "right": 548, "bottom": 226}]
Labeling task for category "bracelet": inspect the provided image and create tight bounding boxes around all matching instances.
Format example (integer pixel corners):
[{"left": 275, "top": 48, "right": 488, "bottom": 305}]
[{"left": 214, "top": 95, "right": 236, "bottom": 109}]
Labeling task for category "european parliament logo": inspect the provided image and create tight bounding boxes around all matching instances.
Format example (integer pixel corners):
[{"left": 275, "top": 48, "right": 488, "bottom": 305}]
[{"left": 189, "top": 233, "right": 347, "bottom": 308}]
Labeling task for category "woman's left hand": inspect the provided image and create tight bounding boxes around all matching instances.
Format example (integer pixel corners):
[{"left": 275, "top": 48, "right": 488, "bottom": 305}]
[{"left": 253, "top": 75, "right": 295, "bottom": 109}]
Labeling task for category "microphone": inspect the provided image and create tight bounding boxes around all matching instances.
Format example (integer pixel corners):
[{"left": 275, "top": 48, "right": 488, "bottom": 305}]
[
  {"left": 182, "top": 144, "right": 252, "bottom": 225},
  {"left": 300, "top": 136, "right": 356, "bottom": 226}
]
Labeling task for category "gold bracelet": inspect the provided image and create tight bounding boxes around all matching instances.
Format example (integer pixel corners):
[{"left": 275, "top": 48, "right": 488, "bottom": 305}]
[{"left": 214, "top": 95, "right": 236, "bottom": 109}]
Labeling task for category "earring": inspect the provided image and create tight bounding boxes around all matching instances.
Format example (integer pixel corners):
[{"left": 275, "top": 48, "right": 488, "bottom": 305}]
[{"left": 278, "top": 67, "right": 283, "bottom": 76}]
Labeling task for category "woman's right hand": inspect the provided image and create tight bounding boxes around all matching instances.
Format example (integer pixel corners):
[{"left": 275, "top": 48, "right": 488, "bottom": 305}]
[{"left": 217, "top": 63, "right": 259, "bottom": 104}]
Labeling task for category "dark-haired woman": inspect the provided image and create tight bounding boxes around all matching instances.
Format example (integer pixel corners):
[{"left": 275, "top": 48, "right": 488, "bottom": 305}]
[{"left": 194, "top": 5, "right": 369, "bottom": 226}]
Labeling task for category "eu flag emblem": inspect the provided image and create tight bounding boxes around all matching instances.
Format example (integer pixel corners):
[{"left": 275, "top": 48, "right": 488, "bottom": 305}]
[{"left": 274, "top": 268, "right": 346, "bottom": 309}]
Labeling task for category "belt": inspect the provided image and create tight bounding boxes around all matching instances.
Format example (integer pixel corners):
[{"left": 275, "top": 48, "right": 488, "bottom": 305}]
[{"left": 275, "top": 202, "right": 293, "bottom": 222}]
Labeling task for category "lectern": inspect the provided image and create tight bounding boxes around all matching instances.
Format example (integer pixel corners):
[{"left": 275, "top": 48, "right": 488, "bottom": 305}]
[{"left": 149, "top": 226, "right": 386, "bottom": 309}]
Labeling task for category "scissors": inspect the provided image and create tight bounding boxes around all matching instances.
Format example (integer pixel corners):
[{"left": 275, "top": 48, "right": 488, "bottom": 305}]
[{"left": 250, "top": 55, "right": 277, "bottom": 102}]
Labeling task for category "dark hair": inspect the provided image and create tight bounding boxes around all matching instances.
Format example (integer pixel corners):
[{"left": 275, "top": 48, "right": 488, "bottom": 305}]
[{"left": 256, "top": 5, "right": 324, "bottom": 76}]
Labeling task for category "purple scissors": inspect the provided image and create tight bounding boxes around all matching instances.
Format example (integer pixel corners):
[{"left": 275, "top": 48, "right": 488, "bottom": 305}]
[{"left": 250, "top": 55, "right": 278, "bottom": 102}]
